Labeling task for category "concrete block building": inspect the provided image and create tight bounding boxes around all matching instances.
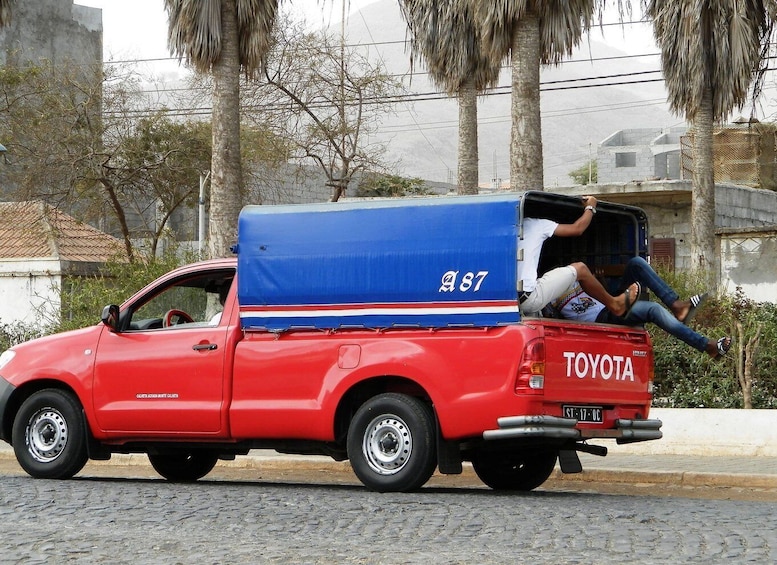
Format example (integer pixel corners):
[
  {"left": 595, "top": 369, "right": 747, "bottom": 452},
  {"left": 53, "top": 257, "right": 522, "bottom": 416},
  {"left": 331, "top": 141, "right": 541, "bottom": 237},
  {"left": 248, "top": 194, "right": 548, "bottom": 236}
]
[
  {"left": 597, "top": 127, "right": 685, "bottom": 184},
  {"left": 0, "top": 0, "right": 101, "bottom": 66}
]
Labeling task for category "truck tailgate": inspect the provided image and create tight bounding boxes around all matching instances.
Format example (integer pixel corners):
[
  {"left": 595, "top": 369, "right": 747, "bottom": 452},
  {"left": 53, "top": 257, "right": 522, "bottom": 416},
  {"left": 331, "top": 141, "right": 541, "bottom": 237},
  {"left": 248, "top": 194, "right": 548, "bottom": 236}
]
[{"left": 540, "top": 319, "right": 653, "bottom": 406}]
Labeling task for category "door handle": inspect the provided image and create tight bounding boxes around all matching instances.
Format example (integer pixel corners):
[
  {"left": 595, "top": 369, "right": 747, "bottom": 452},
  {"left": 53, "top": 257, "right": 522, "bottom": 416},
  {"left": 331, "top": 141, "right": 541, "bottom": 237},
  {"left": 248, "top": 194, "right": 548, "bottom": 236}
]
[{"left": 192, "top": 343, "right": 217, "bottom": 351}]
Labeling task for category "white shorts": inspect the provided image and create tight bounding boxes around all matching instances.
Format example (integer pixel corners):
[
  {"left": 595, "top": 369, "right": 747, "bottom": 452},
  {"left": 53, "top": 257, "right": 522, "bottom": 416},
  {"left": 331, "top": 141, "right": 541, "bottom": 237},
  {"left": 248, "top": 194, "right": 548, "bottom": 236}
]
[{"left": 520, "top": 265, "right": 577, "bottom": 316}]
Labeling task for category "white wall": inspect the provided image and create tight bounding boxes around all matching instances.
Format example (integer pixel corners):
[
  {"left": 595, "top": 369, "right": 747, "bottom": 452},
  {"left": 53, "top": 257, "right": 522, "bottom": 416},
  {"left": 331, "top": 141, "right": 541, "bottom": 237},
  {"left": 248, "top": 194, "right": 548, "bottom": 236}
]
[
  {"left": 614, "top": 408, "right": 777, "bottom": 457},
  {"left": 0, "top": 259, "right": 62, "bottom": 326},
  {"left": 720, "top": 230, "right": 777, "bottom": 303}
]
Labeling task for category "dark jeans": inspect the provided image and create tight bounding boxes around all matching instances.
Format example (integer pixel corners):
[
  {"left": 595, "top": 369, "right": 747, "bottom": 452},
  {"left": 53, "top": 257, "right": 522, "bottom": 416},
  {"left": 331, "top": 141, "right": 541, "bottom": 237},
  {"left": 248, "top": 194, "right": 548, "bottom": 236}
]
[{"left": 597, "top": 257, "right": 708, "bottom": 352}]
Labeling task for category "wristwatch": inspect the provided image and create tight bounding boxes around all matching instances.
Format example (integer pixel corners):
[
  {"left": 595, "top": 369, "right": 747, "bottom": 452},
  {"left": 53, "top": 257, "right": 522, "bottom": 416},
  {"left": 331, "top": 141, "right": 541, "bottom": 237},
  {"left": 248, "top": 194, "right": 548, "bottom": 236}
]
[{"left": 585, "top": 205, "right": 597, "bottom": 215}]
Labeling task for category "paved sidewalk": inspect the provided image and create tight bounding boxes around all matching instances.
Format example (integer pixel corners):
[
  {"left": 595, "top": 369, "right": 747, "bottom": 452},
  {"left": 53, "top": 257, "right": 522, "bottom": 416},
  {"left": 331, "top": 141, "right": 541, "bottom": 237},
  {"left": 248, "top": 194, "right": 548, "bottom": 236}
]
[
  {"left": 567, "top": 452, "right": 777, "bottom": 489},
  {"left": 1, "top": 443, "right": 775, "bottom": 489}
]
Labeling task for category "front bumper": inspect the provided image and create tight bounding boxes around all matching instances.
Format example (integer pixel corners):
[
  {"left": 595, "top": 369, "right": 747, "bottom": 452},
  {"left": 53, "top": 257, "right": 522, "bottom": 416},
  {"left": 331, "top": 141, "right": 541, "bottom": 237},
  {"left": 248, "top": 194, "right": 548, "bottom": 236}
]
[
  {"left": 0, "top": 377, "right": 15, "bottom": 443},
  {"left": 482, "top": 415, "right": 663, "bottom": 444}
]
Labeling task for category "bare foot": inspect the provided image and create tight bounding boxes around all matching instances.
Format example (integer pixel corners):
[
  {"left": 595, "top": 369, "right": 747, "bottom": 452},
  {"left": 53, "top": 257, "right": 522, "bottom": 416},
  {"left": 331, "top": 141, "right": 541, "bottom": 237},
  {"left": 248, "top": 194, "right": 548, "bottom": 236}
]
[
  {"left": 674, "top": 293, "right": 708, "bottom": 324},
  {"left": 612, "top": 282, "right": 641, "bottom": 317},
  {"left": 672, "top": 300, "right": 691, "bottom": 321}
]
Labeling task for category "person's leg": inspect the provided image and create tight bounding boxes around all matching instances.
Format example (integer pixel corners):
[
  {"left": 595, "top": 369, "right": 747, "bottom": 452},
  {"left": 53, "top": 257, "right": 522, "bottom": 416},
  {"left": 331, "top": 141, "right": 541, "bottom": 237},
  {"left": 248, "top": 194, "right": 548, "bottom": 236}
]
[
  {"left": 623, "top": 257, "right": 705, "bottom": 322},
  {"left": 628, "top": 301, "right": 729, "bottom": 357},
  {"left": 572, "top": 262, "right": 638, "bottom": 317},
  {"left": 520, "top": 266, "right": 577, "bottom": 315},
  {"left": 623, "top": 257, "right": 678, "bottom": 305}
]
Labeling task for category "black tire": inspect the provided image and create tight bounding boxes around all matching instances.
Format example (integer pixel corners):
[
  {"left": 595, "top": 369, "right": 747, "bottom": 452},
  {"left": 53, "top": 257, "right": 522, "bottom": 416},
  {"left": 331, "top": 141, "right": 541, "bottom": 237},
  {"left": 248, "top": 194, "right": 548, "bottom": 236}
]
[
  {"left": 471, "top": 448, "right": 557, "bottom": 491},
  {"left": 148, "top": 450, "right": 219, "bottom": 482},
  {"left": 347, "top": 393, "right": 437, "bottom": 492},
  {"left": 11, "top": 389, "right": 89, "bottom": 479}
]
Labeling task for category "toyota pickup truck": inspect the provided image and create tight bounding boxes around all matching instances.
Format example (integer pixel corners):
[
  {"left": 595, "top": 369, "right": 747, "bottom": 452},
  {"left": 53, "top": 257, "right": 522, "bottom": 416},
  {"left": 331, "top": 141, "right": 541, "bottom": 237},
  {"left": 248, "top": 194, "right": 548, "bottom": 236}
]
[{"left": 0, "top": 191, "right": 661, "bottom": 492}]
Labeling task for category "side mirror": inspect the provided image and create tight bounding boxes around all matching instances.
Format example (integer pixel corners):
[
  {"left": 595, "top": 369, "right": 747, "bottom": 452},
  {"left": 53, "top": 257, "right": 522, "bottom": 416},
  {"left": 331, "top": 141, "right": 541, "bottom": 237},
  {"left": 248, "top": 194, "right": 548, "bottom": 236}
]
[{"left": 101, "top": 304, "right": 120, "bottom": 332}]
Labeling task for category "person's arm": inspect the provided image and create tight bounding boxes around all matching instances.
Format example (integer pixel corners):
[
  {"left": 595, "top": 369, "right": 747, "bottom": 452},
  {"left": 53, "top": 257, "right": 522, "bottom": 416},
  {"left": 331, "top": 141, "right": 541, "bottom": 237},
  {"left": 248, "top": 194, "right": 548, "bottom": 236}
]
[{"left": 553, "top": 196, "right": 598, "bottom": 237}]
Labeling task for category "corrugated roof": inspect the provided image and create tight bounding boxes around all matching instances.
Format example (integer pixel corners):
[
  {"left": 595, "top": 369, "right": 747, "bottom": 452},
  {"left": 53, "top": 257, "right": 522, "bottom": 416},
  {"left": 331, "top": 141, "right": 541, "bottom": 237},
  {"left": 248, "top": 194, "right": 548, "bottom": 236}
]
[{"left": 0, "top": 201, "right": 123, "bottom": 262}]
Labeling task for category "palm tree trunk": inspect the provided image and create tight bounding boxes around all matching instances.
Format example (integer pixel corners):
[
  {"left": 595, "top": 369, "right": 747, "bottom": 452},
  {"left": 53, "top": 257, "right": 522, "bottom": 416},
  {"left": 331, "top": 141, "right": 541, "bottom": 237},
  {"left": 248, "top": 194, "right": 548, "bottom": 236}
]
[
  {"left": 691, "top": 88, "right": 716, "bottom": 286},
  {"left": 0, "top": 0, "right": 11, "bottom": 27},
  {"left": 457, "top": 78, "right": 479, "bottom": 195},
  {"left": 209, "top": 0, "right": 243, "bottom": 259},
  {"left": 510, "top": 11, "right": 543, "bottom": 192}
]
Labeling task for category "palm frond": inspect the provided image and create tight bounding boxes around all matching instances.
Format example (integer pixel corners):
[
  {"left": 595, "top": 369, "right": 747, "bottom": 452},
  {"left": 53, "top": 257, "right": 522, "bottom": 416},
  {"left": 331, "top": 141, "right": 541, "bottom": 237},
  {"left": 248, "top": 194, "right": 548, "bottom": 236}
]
[
  {"left": 165, "top": 0, "right": 222, "bottom": 73},
  {"left": 165, "top": 0, "right": 279, "bottom": 75},
  {"left": 647, "top": 0, "right": 772, "bottom": 121},
  {"left": 537, "top": 0, "right": 595, "bottom": 65},
  {"left": 475, "top": 0, "right": 595, "bottom": 65},
  {"left": 236, "top": 0, "right": 279, "bottom": 75},
  {"left": 474, "top": 0, "right": 529, "bottom": 62},
  {"left": 399, "top": 0, "right": 501, "bottom": 94}
]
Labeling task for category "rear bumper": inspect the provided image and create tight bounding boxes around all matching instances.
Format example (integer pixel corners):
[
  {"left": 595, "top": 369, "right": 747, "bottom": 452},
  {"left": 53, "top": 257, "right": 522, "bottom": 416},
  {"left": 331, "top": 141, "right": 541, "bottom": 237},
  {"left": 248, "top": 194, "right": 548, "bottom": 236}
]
[{"left": 482, "top": 415, "right": 662, "bottom": 444}]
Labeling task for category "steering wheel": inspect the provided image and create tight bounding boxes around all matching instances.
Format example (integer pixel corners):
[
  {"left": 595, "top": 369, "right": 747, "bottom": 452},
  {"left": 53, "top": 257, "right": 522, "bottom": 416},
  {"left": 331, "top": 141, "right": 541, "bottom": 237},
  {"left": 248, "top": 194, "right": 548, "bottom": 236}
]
[{"left": 163, "top": 309, "right": 194, "bottom": 328}]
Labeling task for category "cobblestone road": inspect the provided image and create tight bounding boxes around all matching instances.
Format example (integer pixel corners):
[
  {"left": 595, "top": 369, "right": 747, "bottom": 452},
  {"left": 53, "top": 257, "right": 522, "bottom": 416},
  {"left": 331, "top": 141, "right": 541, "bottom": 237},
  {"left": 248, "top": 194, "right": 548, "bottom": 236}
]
[{"left": 0, "top": 470, "right": 775, "bottom": 564}]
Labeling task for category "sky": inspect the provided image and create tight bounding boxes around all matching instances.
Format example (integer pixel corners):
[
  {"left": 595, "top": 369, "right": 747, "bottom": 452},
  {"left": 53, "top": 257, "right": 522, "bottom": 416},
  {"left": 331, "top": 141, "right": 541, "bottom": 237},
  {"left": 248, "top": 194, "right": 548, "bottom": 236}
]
[
  {"left": 77, "top": 0, "right": 384, "bottom": 63},
  {"left": 77, "top": 0, "right": 657, "bottom": 64}
]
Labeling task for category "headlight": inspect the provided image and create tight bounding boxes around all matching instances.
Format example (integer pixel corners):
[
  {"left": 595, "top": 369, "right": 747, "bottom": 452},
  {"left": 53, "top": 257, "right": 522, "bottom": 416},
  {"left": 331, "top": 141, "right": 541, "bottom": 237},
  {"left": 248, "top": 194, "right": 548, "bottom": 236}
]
[{"left": 0, "top": 350, "right": 15, "bottom": 370}]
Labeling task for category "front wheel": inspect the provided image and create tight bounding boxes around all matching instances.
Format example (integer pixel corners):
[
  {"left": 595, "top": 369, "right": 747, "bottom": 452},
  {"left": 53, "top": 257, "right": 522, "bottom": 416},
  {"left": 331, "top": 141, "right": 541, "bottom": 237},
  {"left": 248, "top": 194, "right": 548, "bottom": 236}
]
[
  {"left": 471, "top": 448, "right": 557, "bottom": 491},
  {"left": 148, "top": 450, "right": 219, "bottom": 482},
  {"left": 347, "top": 393, "right": 437, "bottom": 492},
  {"left": 12, "top": 389, "right": 89, "bottom": 479}
]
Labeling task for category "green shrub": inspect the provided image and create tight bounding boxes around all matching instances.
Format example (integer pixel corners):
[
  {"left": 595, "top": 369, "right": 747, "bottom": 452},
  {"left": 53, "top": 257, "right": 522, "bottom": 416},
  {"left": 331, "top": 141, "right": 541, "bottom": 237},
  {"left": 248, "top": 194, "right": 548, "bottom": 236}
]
[
  {"left": 0, "top": 322, "right": 42, "bottom": 351},
  {"left": 54, "top": 251, "right": 191, "bottom": 333},
  {"left": 650, "top": 270, "right": 777, "bottom": 408}
]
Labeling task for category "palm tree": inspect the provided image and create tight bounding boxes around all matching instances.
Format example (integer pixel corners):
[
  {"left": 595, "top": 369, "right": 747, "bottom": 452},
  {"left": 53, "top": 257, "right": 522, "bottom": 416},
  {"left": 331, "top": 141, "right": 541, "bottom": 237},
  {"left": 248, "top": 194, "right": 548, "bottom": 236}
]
[
  {"left": 399, "top": 0, "right": 501, "bottom": 194},
  {"left": 165, "top": 0, "right": 279, "bottom": 258},
  {"left": 645, "top": 1, "right": 775, "bottom": 281},
  {"left": 474, "top": 1, "right": 596, "bottom": 191},
  {"left": 0, "top": 0, "right": 11, "bottom": 27}
]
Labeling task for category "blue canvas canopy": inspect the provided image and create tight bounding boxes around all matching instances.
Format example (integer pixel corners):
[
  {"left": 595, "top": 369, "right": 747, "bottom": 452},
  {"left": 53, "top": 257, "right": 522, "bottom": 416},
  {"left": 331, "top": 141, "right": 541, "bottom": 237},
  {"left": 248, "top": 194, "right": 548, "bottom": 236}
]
[{"left": 235, "top": 194, "right": 524, "bottom": 331}]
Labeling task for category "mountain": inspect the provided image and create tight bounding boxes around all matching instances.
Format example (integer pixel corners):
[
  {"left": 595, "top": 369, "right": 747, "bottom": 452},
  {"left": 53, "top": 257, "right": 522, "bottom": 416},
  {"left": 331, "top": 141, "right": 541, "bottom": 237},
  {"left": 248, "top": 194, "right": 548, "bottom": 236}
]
[{"left": 341, "top": 0, "right": 676, "bottom": 187}]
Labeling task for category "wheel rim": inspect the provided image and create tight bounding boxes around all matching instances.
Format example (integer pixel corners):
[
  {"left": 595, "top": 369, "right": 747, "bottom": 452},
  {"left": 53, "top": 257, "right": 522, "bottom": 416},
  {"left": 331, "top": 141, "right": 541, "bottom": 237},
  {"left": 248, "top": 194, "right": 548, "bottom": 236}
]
[
  {"left": 362, "top": 414, "right": 412, "bottom": 476},
  {"left": 25, "top": 407, "right": 68, "bottom": 463}
]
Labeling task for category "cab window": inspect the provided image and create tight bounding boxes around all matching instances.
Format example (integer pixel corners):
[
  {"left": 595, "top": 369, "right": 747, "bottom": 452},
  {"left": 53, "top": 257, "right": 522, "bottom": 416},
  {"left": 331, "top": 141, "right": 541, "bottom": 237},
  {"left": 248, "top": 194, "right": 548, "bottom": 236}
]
[{"left": 127, "top": 272, "right": 234, "bottom": 330}]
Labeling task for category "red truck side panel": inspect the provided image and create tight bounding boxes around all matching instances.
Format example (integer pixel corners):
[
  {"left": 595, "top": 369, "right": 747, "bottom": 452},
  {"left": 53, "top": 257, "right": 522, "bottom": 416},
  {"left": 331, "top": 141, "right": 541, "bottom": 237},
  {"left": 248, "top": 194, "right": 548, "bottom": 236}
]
[
  {"left": 229, "top": 321, "right": 653, "bottom": 442},
  {"left": 92, "top": 324, "right": 229, "bottom": 435}
]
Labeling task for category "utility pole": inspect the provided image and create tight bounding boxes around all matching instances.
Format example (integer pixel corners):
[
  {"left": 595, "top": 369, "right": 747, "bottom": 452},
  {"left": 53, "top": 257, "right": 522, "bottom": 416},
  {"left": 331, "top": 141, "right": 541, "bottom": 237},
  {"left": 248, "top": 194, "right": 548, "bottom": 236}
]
[
  {"left": 588, "top": 143, "right": 593, "bottom": 185},
  {"left": 198, "top": 171, "right": 211, "bottom": 259}
]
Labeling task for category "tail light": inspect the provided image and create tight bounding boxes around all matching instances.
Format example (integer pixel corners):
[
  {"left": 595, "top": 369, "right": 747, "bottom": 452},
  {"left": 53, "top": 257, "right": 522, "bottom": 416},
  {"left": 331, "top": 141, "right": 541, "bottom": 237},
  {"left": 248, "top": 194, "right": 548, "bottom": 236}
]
[{"left": 515, "top": 338, "right": 545, "bottom": 395}]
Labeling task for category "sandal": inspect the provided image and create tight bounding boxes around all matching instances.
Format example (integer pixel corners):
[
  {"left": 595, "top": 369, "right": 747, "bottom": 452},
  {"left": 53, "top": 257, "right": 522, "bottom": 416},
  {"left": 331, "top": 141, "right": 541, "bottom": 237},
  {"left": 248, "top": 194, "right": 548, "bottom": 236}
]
[
  {"left": 682, "top": 293, "right": 708, "bottom": 325},
  {"left": 717, "top": 336, "right": 731, "bottom": 356},
  {"left": 622, "top": 281, "right": 641, "bottom": 319}
]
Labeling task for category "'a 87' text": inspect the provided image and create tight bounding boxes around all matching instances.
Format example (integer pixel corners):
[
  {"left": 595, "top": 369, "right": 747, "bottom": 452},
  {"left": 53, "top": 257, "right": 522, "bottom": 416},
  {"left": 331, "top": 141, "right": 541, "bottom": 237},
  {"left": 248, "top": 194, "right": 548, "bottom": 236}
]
[{"left": 439, "top": 271, "right": 488, "bottom": 293}]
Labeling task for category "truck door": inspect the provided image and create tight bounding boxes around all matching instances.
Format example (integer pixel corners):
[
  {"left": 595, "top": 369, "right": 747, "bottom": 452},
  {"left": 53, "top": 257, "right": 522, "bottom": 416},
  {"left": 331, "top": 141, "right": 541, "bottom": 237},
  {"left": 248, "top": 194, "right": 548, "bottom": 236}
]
[{"left": 92, "top": 271, "right": 234, "bottom": 435}]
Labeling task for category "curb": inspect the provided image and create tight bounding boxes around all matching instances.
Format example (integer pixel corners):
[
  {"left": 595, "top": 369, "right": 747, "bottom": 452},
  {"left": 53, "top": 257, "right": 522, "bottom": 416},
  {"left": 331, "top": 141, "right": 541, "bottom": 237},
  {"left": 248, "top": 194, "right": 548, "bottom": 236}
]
[
  {"left": 2, "top": 448, "right": 775, "bottom": 490},
  {"left": 548, "top": 468, "right": 777, "bottom": 490}
]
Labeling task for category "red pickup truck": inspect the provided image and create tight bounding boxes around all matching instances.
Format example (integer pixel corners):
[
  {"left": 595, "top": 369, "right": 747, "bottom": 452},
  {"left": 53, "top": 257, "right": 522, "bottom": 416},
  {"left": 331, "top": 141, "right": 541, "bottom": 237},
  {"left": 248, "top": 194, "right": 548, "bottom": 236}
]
[{"left": 0, "top": 192, "right": 661, "bottom": 492}]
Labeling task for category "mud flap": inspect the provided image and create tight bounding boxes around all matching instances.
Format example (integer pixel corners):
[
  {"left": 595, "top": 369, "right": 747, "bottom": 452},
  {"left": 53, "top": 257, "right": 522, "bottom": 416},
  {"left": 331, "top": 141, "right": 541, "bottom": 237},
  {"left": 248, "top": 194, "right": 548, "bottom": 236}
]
[
  {"left": 558, "top": 449, "right": 583, "bottom": 474},
  {"left": 437, "top": 438, "right": 462, "bottom": 474}
]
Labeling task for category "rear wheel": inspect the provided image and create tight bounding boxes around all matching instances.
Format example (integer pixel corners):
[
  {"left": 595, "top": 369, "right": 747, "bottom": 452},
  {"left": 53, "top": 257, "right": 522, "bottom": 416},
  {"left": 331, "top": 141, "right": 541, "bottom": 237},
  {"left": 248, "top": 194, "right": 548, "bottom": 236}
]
[
  {"left": 12, "top": 389, "right": 89, "bottom": 479},
  {"left": 471, "top": 449, "right": 557, "bottom": 491},
  {"left": 347, "top": 393, "right": 437, "bottom": 492},
  {"left": 148, "top": 450, "right": 219, "bottom": 482}
]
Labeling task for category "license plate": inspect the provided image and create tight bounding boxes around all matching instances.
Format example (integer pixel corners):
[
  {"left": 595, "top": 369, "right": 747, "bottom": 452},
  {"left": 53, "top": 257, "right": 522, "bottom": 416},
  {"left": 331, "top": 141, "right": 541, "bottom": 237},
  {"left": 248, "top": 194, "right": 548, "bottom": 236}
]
[{"left": 563, "top": 405, "right": 603, "bottom": 423}]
